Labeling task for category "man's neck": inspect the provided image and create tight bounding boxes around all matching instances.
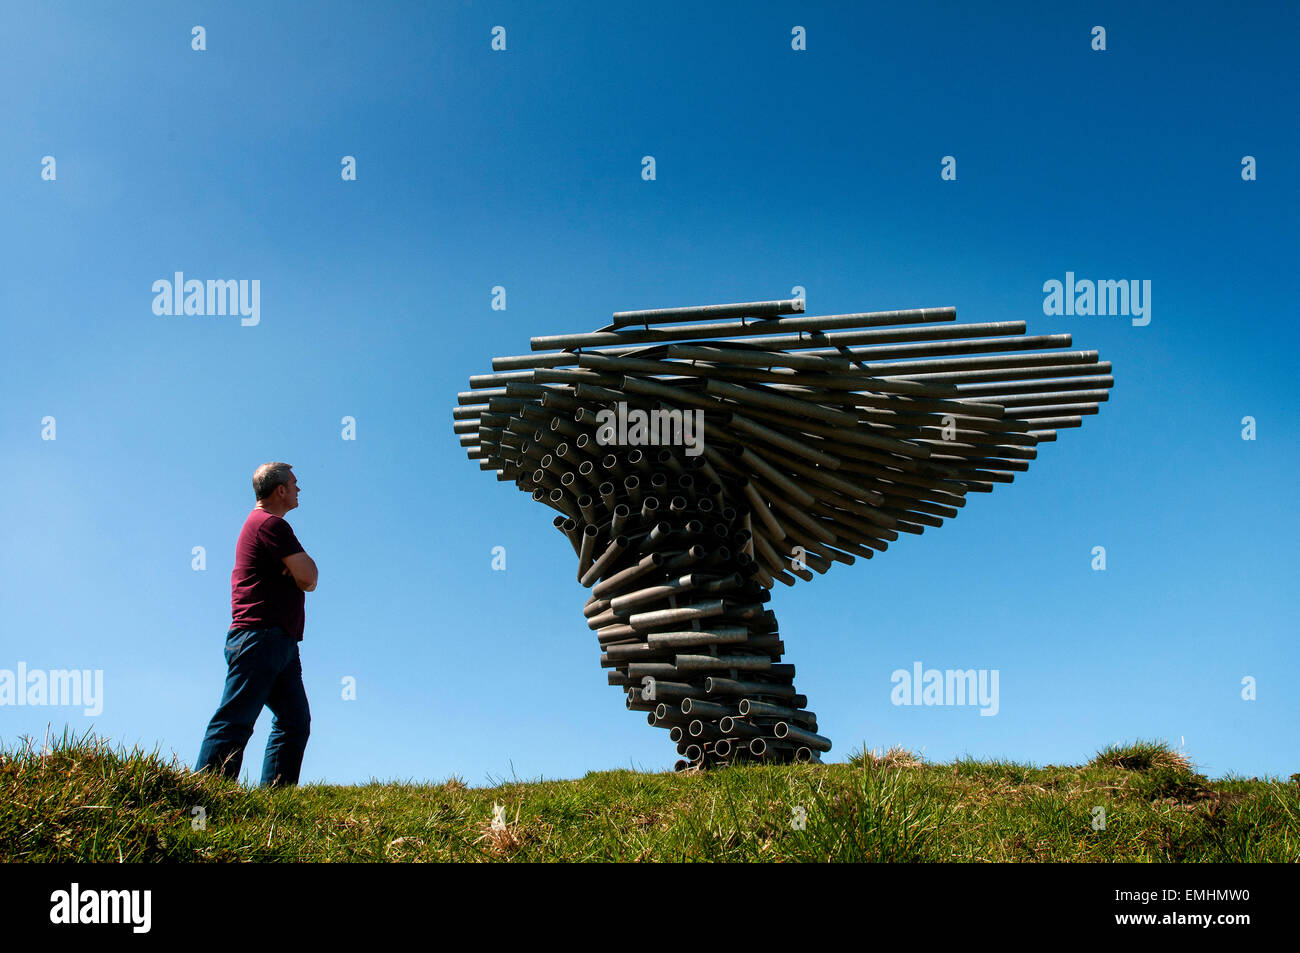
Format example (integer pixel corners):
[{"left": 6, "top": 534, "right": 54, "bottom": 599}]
[{"left": 255, "top": 503, "right": 289, "bottom": 518}]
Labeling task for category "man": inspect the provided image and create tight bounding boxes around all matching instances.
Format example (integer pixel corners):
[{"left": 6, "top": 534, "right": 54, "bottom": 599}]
[{"left": 195, "top": 462, "right": 319, "bottom": 786}]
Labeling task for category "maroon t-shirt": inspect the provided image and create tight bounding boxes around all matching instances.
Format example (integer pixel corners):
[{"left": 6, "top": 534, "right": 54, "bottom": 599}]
[{"left": 229, "top": 509, "right": 307, "bottom": 641}]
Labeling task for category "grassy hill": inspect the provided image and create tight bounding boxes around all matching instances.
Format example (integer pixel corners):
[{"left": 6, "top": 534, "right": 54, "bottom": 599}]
[{"left": 3, "top": 730, "right": 1295, "bottom": 861}]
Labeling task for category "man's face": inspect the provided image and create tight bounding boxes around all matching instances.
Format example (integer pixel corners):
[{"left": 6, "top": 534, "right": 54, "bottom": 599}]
[{"left": 280, "top": 472, "right": 301, "bottom": 510}]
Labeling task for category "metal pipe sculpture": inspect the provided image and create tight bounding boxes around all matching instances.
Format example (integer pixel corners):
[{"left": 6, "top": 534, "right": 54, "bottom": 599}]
[{"left": 456, "top": 299, "right": 1114, "bottom": 769}]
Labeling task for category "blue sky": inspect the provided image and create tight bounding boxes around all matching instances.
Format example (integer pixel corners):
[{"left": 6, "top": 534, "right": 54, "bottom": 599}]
[{"left": 1, "top": 1, "right": 1296, "bottom": 786}]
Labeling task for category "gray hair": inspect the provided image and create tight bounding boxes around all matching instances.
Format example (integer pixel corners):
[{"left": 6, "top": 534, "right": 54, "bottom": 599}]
[{"left": 252, "top": 462, "right": 294, "bottom": 501}]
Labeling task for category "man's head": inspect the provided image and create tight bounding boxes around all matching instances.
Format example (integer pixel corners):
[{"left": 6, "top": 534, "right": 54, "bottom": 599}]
[{"left": 252, "top": 462, "right": 300, "bottom": 515}]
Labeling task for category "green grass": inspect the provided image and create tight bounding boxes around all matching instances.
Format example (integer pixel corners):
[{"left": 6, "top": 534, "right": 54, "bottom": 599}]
[{"left": 2, "top": 729, "right": 1296, "bottom": 861}]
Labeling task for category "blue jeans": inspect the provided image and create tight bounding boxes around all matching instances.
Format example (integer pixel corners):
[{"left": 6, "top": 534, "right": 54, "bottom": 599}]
[{"left": 195, "top": 625, "right": 310, "bottom": 786}]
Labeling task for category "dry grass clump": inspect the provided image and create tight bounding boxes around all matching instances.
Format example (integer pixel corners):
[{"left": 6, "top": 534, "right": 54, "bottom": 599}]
[{"left": 847, "top": 745, "right": 923, "bottom": 770}]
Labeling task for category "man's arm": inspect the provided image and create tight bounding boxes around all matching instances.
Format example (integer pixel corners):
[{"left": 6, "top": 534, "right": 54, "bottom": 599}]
[{"left": 281, "top": 552, "right": 318, "bottom": 592}]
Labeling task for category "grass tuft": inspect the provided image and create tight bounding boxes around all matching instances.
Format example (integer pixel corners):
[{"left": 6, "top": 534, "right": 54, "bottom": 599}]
[
  {"left": 847, "top": 744, "right": 924, "bottom": 770},
  {"left": 1089, "top": 738, "right": 1193, "bottom": 774}
]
